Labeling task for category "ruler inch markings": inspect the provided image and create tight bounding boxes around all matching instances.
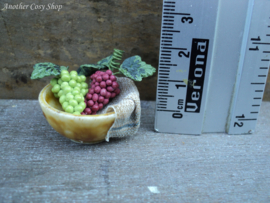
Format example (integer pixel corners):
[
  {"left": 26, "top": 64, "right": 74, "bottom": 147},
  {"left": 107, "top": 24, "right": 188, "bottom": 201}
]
[
  {"left": 227, "top": 0, "right": 270, "bottom": 134},
  {"left": 251, "top": 83, "right": 265, "bottom": 85},
  {"left": 252, "top": 42, "right": 270, "bottom": 45}
]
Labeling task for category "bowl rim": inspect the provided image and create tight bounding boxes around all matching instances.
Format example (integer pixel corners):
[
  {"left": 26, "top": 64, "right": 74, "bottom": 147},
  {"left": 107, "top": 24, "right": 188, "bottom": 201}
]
[{"left": 39, "top": 83, "right": 115, "bottom": 117}]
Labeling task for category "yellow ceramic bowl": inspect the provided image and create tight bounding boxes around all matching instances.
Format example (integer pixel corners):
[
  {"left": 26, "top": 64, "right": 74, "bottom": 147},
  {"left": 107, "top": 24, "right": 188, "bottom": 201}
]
[{"left": 38, "top": 84, "right": 116, "bottom": 144}]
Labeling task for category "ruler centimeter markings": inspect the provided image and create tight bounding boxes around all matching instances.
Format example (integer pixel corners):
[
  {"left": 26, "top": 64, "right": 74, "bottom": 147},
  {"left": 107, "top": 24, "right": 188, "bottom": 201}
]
[
  {"left": 155, "top": 0, "right": 219, "bottom": 134},
  {"left": 155, "top": 0, "right": 270, "bottom": 135},
  {"left": 158, "top": 0, "right": 182, "bottom": 115}
]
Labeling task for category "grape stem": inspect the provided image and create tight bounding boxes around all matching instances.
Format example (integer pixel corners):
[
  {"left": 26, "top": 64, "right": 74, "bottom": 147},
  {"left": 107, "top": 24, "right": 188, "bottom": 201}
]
[
  {"left": 108, "top": 49, "right": 124, "bottom": 70},
  {"left": 113, "top": 72, "right": 121, "bottom": 75}
]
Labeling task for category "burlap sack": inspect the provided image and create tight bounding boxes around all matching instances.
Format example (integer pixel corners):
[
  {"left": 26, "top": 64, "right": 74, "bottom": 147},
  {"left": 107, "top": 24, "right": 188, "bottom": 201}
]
[{"left": 98, "top": 77, "right": 141, "bottom": 141}]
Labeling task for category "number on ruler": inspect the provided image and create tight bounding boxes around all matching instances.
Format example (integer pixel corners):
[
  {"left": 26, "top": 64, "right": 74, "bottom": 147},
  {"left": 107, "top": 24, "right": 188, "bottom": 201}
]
[
  {"left": 236, "top": 114, "right": 245, "bottom": 118},
  {"left": 234, "top": 114, "right": 245, "bottom": 127},
  {"left": 178, "top": 50, "right": 190, "bottom": 58},
  {"left": 251, "top": 36, "right": 261, "bottom": 41},
  {"left": 234, "top": 122, "right": 243, "bottom": 127},
  {"left": 172, "top": 99, "right": 184, "bottom": 119},
  {"left": 249, "top": 46, "right": 259, "bottom": 51},
  {"left": 181, "top": 17, "right": 193, "bottom": 24},
  {"left": 249, "top": 36, "right": 261, "bottom": 51},
  {"left": 172, "top": 113, "right": 183, "bottom": 119}
]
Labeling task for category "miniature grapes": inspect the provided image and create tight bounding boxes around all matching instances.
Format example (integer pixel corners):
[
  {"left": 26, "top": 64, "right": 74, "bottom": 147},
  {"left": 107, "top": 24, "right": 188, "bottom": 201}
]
[
  {"left": 50, "top": 70, "right": 88, "bottom": 115},
  {"left": 83, "top": 70, "right": 120, "bottom": 115}
]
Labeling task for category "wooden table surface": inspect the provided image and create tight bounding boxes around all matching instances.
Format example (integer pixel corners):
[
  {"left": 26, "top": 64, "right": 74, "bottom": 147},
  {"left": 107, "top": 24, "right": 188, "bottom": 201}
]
[{"left": 0, "top": 100, "right": 269, "bottom": 202}]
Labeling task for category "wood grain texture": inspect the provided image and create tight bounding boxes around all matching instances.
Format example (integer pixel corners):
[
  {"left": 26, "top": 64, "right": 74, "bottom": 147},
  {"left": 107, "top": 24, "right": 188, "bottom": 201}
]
[{"left": 0, "top": 100, "right": 270, "bottom": 202}]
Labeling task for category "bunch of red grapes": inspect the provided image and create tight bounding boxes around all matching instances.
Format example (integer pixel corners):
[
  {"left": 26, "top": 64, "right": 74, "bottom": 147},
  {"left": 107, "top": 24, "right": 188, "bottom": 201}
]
[{"left": 82, "top": 70, "right": 120, "bottom": 115}]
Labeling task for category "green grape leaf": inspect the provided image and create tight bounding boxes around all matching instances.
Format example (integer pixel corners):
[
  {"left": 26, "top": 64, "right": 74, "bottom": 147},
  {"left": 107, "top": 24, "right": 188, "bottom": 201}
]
[
  {"left": 119, "top": 56, "right": 156, "bottom": 81},
  {"left": 76, "top": 54, "right": 115, "bottom": 77},
  {"left": 30, "top": 62, "right": 68, "bottom": 79},
  {"left": 97, "top": 55, "right": 113, "bottom": 68},
  {"left": 77, "top": 64, "right": 106, "bottom": 76}
]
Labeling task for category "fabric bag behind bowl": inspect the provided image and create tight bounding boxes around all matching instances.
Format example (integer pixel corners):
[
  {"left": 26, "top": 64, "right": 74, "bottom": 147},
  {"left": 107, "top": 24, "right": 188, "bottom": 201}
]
[{"left": 98, "top": 77, "right": 141, "bottom": 141}]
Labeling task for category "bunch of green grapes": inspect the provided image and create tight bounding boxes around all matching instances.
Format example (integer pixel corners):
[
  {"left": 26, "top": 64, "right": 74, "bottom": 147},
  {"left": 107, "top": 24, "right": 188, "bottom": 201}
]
[{"left": 50, "top": 70, "right": 88, "bottom": 115}]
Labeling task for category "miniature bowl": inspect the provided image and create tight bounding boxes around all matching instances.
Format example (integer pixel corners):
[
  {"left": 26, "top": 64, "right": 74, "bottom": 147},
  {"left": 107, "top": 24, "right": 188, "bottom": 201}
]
[{"left": 38, "top": 84, "right": 116, "bottom": 144}]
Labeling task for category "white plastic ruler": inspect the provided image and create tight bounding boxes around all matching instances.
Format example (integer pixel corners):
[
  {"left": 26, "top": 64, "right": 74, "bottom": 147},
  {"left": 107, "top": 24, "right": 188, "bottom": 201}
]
[{"left": 154, "top": 0, "right": 270, "bottom": 134}]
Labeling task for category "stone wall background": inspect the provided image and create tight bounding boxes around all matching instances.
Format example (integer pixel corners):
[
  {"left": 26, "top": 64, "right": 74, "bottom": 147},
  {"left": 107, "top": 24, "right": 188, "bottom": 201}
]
[
  {"left": 0, "top": 0, "right": 269, "bottom": 101},
  {"left": 0, "top": 0, "right": 161, "bottom": 100}
]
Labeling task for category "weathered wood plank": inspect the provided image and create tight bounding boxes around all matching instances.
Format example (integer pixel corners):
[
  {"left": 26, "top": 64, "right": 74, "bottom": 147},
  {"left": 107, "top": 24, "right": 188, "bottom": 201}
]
[{"left": 0, "top": 100, "right": 269, "bottom": 202}]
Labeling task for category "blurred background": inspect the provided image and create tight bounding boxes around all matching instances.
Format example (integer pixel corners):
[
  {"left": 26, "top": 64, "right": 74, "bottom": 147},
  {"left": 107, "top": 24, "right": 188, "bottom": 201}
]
[{"left": 0, "top": 0, "right": 269, "bottom": 101}]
